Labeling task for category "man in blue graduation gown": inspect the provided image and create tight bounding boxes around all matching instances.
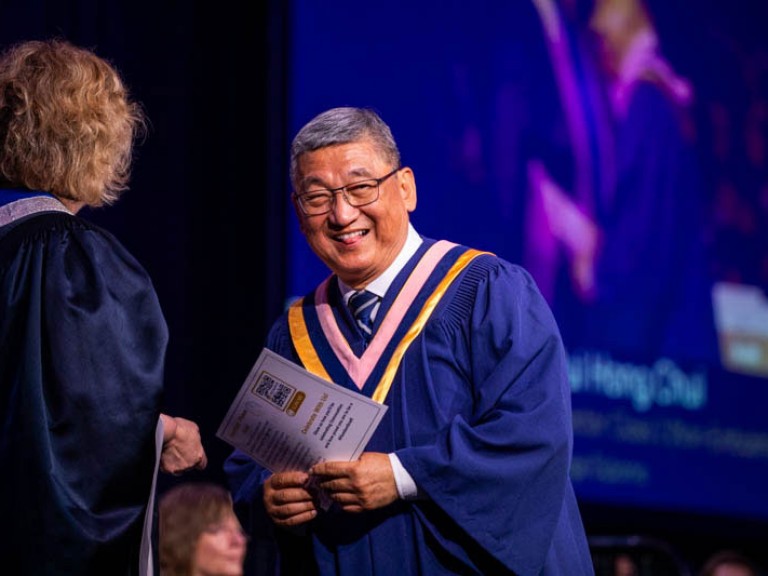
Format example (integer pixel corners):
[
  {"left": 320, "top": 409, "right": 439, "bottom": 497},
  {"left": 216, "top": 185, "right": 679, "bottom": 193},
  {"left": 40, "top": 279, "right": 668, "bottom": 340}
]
[{"left": 225, "top": 107, "right": 594, "bottom": 575}]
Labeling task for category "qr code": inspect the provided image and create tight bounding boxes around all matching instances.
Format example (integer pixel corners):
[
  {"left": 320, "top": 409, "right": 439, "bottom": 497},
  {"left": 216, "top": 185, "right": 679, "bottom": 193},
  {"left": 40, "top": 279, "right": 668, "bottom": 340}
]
[{"left": 254, "top": 371, "right": 296, "bottom": 411}]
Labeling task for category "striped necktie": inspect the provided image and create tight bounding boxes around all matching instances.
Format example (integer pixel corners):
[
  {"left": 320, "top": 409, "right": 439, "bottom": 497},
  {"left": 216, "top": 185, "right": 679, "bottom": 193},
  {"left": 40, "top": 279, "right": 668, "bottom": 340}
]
[{"left": 348, "top": 290, "right": 379, "bottom": 342}]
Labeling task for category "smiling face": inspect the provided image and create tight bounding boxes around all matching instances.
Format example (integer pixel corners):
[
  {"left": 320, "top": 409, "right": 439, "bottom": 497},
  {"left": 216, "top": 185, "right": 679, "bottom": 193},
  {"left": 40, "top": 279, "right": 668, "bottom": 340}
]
[{"left": 293, "top": 138, "right": 417, "bottom": 289}]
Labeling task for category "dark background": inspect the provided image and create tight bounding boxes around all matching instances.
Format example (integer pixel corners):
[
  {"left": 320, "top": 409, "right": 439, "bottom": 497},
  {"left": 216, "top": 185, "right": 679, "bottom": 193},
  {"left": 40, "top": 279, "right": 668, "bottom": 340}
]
[{"left": 2, "top": 1, "right": 767, "bottom": 574}]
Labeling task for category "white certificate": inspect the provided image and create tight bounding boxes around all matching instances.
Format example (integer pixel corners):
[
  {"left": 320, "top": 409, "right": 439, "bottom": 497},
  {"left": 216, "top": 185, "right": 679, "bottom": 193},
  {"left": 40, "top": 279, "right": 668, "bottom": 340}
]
[{"left": 217, "top": 348, "right": 388, "bottom": 473}]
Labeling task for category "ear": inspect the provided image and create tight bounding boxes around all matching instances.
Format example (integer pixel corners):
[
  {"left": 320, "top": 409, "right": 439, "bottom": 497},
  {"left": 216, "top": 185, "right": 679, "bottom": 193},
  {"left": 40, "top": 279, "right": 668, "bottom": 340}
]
[{"left": 397, "top": 167, "right": 417, "bottom": 212}]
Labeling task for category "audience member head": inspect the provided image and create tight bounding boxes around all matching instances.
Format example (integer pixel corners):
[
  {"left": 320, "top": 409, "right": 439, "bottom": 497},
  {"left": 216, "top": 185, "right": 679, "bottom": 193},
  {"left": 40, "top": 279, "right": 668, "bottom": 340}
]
[
  {"left": 159, "top": 482, "right": 247, "bottom": 576},
  {"left": 614, "top": 552, "right": 640, "bottom": 576},
  {"left": 0, "top": 38, "right": 145, "bottom": 208},
  {"left": 699, "top": 550, "right": 761, "bottom": 576}
]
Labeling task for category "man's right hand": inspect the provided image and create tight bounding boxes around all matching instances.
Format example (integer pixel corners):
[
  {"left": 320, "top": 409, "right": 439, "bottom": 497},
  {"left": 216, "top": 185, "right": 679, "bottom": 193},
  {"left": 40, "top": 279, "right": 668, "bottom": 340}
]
[{"left": 264, "top": 471, "right": 319, "bottom": 527}]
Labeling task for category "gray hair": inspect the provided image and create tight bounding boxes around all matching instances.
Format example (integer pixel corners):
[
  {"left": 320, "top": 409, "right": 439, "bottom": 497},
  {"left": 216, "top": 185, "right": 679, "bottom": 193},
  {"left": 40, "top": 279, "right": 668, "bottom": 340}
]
[{"left": 289, "top": 107, "right": 400, "bottom": 188}]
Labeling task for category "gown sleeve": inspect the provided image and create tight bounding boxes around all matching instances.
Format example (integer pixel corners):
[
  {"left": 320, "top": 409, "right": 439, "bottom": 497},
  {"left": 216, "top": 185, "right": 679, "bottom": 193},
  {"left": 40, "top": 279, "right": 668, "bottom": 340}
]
[{"left": 395, "top": 260, "right": 577, "bottom": 574}]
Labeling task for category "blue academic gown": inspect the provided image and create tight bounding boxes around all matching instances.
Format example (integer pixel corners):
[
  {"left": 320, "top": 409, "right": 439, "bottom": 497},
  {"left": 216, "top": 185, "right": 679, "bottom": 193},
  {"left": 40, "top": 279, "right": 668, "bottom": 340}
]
[
  {"left": 225, "top": 238, "right": 594, "bottom": 575},
  {"left": 0, "top": 190, "right": 164, "bottom": 575}
]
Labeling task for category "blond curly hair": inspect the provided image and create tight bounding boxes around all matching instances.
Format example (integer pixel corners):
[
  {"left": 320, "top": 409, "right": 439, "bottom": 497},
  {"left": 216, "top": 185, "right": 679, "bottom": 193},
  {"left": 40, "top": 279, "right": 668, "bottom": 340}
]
[{"left": 0, "top": 38, "right": 145, "bottom": 206}]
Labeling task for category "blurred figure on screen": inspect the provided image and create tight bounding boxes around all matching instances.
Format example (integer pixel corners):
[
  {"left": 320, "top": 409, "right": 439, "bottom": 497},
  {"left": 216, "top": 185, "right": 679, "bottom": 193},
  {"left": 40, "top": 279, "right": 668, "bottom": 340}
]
[
  {"left": 489, "top": 0, "right": 719, "bottom": 364},
  {"left": 530, "top": 0, "right": 720, "bottom": 364}
]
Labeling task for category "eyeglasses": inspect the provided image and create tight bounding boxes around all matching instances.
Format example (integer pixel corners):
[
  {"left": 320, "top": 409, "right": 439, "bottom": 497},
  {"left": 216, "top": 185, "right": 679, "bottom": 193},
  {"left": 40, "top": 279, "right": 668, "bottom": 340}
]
[{"left": 294, "top": 167, "right": 400, "bottom": 216}]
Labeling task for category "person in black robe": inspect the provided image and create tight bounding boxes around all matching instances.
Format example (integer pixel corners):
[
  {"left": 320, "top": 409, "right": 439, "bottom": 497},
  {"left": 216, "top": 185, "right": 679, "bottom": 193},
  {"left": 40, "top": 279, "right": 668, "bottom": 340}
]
[{"left": 0, "top": 38, "right": 207, "bottom": 575}]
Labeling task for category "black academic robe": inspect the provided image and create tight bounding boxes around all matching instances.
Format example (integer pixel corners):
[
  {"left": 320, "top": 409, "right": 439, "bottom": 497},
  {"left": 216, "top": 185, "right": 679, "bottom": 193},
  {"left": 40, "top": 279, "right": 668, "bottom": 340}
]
[{"left": 0, "top": 190, "right": 164, "bottom": 575}]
